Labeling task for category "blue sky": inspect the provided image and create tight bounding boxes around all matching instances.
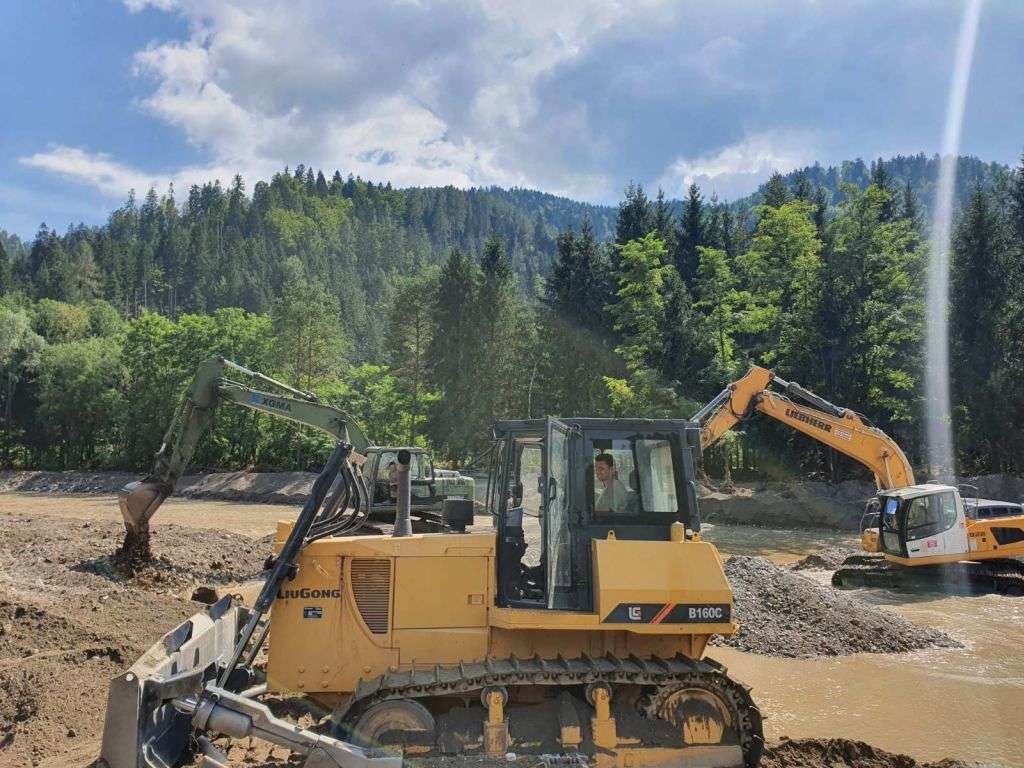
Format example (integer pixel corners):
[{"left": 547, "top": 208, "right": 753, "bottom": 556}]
[{"left": 2, "top": 0, "right": 1023, "bottom": 239}]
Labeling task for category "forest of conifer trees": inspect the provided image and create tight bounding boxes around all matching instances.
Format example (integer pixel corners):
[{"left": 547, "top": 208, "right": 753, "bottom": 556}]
[{"left": 2, "top": 153, "right": 1023, "bottom": 480}]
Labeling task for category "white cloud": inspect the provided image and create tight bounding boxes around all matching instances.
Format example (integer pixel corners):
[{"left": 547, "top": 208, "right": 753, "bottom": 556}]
[
  {"left": 25, "top": 0, "right": 677, "bottom": 201},
  {"left": 20, "top": 147, "right": 156, "bottom": 198},
  {"left": 20, "top": 145, "right": 278, "bottom": 203},
  {"left": 656, "top": 130, "right": 822, "bottom": 200},
  {"left": 20, "top": 0, "right": 1010, "bottom": 208}
]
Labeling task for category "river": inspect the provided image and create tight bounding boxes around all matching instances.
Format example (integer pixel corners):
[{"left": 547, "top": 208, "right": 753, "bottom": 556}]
[{"left": 703, "top": 524, "right": 1024, "bottom": 767}]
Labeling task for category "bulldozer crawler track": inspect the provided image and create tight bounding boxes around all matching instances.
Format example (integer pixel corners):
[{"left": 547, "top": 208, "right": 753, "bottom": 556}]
[{"left": 335, "top": 654, "right": 764, "bottom": 766}]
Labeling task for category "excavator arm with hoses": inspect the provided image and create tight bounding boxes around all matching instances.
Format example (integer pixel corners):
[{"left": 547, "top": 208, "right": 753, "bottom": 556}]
[
  {"left": 694, "top": 365, "right": 915, "bottom": 490},
  {"left": 694, "top": 365, "right": 914, "bottom": 552},
  {"left": 118, "top": 356, "right": 369, "bottom": 554}
]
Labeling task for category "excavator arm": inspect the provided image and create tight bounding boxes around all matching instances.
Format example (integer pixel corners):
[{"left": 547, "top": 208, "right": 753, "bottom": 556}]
[
  {"left": 694, "top": 365, "right": 915, "bottom": 490},
  {"left": 119, "top": 356, "right": 369, "bottom": 545}
]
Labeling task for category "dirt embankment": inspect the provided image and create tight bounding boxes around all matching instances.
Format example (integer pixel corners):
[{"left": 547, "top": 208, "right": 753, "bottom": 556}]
[
  {"left": 0, "top": 513, "right": 270, "bottom": 767},
  {"left": 700, "top": 473, "right": 1024, "bottom": 531},
  {"left": 6, "top": 469, "right": 1022, "bottom": 532},
  {"left": 712, "top": 556, "right": 960, "bottom": 657},
  {"left": 0, "top": 469, "right": 318, "bottom": 505}
]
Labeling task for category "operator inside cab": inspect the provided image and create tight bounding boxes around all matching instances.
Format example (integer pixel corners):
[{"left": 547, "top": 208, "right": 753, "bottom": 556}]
[{"left": 593, "top": 452, "right": 638, "bottom": 515}]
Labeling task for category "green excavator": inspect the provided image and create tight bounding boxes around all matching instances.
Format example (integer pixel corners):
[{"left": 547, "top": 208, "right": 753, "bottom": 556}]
[{"left": 118, "top": 357, "right": 475, "bottom": 558}]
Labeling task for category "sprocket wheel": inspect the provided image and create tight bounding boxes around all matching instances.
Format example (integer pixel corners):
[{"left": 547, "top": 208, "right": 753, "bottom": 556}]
[
  {"left": 645, "top": 671, "right": 764, "bottom": 768},
  {"left": 349, "top": 698, "right": 435, "bottom": 750}
]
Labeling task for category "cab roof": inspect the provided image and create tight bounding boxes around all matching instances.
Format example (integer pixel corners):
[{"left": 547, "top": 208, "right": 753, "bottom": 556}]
[
  {"left": 492, "top": 417, "right": 698, "bottom": 434},
  {"left": 879, "top": 483, "right": 957, "bottom": 499}
]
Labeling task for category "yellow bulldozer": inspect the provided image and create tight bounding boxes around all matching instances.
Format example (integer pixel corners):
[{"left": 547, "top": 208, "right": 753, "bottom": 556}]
[{"left": 100, "top": 417, "right": 764, "bottom": 768}]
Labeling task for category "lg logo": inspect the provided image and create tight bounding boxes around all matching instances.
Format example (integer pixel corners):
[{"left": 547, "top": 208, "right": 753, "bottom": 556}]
[{"left": 628, "top": 606, "right": 642, "bottom": 621}]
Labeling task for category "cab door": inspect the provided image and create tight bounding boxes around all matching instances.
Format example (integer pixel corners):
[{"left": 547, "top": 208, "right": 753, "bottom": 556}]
[
  {"left": 901, "top": 491, "right": 969, "bottom": 558},
  {"left": 544, "top": 417, "right": 573, "bottom": 609}
]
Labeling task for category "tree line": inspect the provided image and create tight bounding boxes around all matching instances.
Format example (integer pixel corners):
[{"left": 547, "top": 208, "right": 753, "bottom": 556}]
[{"left": 2, "top": 154, "right": 1023, "bottom": 479}]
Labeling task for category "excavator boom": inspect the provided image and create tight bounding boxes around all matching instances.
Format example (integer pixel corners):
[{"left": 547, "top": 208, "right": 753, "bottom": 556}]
[
  {"left": 694, "top": 365, "right": 914, "bottom": 490},
  {"left": 119, "top": 357, "right": 368, "bottom": 549}
]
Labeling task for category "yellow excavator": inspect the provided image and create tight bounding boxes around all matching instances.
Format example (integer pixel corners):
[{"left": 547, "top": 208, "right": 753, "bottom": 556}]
[
  {"left": 694, "top": 365, "right": 1024, "bottom": 593},
  {"left": 101, "top": 417, "right": 765, "bottom": 768}
]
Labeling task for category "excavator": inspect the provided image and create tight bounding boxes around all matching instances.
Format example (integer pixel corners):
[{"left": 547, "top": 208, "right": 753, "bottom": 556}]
[
  {"left": 117, "top": 357, "right": 474, "bottom": 559},
  {"left": 101, "top": 416, "right": 765, "bottom": 768},
  {"left": 694, "top": 365, "right": 1024, "bottom": 594}
]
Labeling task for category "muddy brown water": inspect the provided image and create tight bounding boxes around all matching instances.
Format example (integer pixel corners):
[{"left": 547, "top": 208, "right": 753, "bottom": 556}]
[
  {"left": 2, "top": 495, "right": 1021, "bottom": 767},
  {"left": 702, "top": 523, "right": 1023, "bottom": 768}
]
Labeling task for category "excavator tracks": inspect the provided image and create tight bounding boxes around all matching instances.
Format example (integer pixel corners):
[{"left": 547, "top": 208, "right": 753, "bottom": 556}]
[
  {"left": 832, "top": 554, "right": 1024, "bottom": 596},
  {"left": 332, "top": 653, "right": 764, "bottom": 766}
]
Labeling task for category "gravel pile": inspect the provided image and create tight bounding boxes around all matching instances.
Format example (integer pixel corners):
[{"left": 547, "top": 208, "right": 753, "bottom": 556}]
[
  {"left": 790, "top": 546, "right": 861, "bottom": 571},
  {"left": 713, "top": 556, "right": 961, "bottom": 657}
]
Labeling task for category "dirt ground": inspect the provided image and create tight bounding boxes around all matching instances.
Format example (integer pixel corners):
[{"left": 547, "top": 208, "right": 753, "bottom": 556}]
[
  {"left": 0, "top": 491, "right": 995, "bottom": 768},
  {"left": 0, "top": 498, "right": 273, "bottom": 767}
]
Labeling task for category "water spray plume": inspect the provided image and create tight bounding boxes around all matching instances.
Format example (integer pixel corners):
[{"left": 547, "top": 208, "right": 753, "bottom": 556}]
[{"left": 925, "top": 0, "right": 983, "bottom": 481}]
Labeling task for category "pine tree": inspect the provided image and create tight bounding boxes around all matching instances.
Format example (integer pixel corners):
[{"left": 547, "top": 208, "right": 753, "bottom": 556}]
[
  {"left": 871, "top": 160, "right": 897, "bottom": 221},
  {"left": 0, "top": 240, "right": 10, "bottom": 295},
  {"left": 604, "top": 234, "right": 680, "bottom": 417},
  {"left": 426, "top": 248, "right": 482, "bottom": 462},
  {"left": 793, "top": 171, "right": 813, "bottom": 201},
  {"left": 658, "top": 266, "right": 714, "bottom": 398},
  {"left": 762, "top": 172, "right": 790, "bottom": 207},
  {"left": 950, "top": 187, "right": 1010, "bottom": 470},
  {"left": 674, "top": 183, "right": 706, "bottom": 286},
  {"left": 272, "top": 257, "right": 346, "bottom": 389},
  {"left": 315, "top": 171, "right": 329, "bottom": 198},
  {"left": 475, "top": 236, "right": 518, "bottom": 424},
  {"left": 386, "top": 272, "right": 438, "bottom": 444},
  {"left": 615, "top": 183, "right": 654, "bottom": 245},
  {"left": 694, "top": 246, "right": 742, "bottom": 379},
  {"left": 1008, "top": 151, "right": 1024, "bottom": 245},
  {"left": 653, "top": 188, "right": 675, "bottom": 247},
  {"left": 901, "top": 181, "right": 921, "bottom": 229},
  {"left": 608, "top": 233, "right": 671, "bottom": 371}
]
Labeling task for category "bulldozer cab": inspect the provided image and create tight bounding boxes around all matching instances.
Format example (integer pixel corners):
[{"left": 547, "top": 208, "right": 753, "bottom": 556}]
[{"left": 488, "top": 417, "right": 704, "bottom": 612}]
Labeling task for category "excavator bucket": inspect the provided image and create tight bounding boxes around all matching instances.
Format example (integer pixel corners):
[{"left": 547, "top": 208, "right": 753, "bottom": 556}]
[
  {"left": 119, "top": 480, "right": 169, "bottom": 535},
  {"left": 100, "top": 596, "right": 251, "bottom": 768}
]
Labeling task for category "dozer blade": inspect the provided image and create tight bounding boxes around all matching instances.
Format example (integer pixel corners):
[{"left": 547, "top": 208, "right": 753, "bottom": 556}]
[
  {"left": 119, "top": 480, "right": 170, "bottom": 536},
  {"left": 100, "top": 596, "right": 251, "bottom": 768},
  {"left": 101, "top": 595, "right": 401, "bottom": 768}
]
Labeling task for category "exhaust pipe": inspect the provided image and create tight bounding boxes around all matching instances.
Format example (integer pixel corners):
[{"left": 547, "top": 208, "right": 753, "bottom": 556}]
[{"left": 393, "top": 449, "right": 413, "bottom": 537}]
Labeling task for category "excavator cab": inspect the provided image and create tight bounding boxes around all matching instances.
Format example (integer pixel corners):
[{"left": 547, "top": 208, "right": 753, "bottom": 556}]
[
  {"left": 488, "top": 417, "right": 704, "bottom": 611},
  {"left": 877, "top": 485, "right": 969, "bottom": 560}
]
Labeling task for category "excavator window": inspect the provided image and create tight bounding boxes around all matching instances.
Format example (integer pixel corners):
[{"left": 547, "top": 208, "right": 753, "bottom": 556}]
[{"left": 904, "top": 492, "right": 958, "bottom": 541}]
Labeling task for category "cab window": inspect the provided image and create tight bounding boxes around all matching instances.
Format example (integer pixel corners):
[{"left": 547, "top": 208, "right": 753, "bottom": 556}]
[
  {"left": 589, "top": 435, "right": 679, "bottom": 519},
  {"left": 904, "top": 492, "right": 958, "bottom": 541}
]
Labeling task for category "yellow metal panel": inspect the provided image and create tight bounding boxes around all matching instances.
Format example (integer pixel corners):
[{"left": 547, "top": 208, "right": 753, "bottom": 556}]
[
  {"left": 395, "top": 628, "right": 489, "bottom": 664},
  {"left": 592, "top": 538, "right": 736, "bottom": 634},
  {"left": 275, "top": 522, "right": 495, "bottom": 559},
  {"left": 393, "top": 556, "right": 489, "bottom": 629},
  {"left": 267, "top": 550, "right": 399, "bottom": 696},
  {"left": 488, "top": 627, "right": 702, "bottom": 661}
]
